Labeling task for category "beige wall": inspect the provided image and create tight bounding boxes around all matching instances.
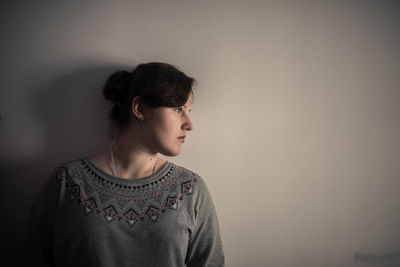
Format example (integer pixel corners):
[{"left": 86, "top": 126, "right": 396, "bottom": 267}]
[{"left": 1, "top": 1, "right": 399, "bottom": 266}]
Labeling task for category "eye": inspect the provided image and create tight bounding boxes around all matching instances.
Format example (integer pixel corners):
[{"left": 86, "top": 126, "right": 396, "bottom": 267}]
[{"left": 174, "top": 107, "right": 183, "bottom": 113}]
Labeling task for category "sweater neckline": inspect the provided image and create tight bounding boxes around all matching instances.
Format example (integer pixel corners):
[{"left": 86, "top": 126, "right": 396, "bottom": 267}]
[{"left": 82, "top": 156, "right": 173, "bottom": 187}]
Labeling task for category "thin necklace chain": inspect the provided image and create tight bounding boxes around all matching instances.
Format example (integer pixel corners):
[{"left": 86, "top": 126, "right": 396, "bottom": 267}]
[{"left": 110, "top": 141, "right": 158, "bottom": 178}]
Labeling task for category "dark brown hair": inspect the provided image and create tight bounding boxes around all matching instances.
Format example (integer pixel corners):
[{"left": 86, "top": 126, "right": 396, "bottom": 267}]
[{"left": 103, "top": 62, "right": 195, "bottom": 131}]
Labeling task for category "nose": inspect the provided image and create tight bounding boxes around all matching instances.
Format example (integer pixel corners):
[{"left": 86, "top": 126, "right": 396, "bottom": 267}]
[{"left": 182, "top": 116, "right": 193, "bottom": 131}]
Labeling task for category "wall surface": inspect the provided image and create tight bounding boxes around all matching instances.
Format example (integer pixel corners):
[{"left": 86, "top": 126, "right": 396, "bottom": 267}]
[{"left": 1, "top": 1, "right": 399, "bottom": 266}]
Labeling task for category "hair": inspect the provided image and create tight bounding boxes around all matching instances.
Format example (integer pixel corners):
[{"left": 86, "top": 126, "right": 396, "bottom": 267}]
[{"left": 103, "top": 62, "right": 195, "bottom": 132}]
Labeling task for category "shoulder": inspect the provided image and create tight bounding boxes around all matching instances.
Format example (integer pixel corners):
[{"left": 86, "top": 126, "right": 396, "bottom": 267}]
[
  {"left": 169, "top": 162, "right": 211, "bottom": 197},
  {"left": 33, "top": 158, "right": 85, "bottom": 207},
  {"left": 51, "top": 157, "right": 87, "bottom": 181},
  {"left": 170, "top": 163, "right": 219, "bottom": 223},
  {"left": 170, "top": 162, "right": 203, "bottom": 183}
]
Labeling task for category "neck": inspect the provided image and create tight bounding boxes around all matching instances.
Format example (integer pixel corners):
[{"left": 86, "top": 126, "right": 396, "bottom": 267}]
[{"left": 110, "top": 129, "right": 162, "bottom": 180}]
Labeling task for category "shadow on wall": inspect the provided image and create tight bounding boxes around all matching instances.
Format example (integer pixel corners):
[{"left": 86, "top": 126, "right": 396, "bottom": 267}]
[{"left": 0, "top": 64, "right": 136, "bottom": 267}]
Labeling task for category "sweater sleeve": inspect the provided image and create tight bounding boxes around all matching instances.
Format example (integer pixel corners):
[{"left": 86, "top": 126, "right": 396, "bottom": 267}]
[
  {"left": 185, "top": 175, "right": 225, "bottom": 267},
  {"left": 22, "top": 167, "right": 64, "bottom": 267}
]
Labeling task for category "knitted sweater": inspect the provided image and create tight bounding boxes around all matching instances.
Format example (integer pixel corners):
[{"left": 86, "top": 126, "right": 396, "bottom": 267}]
[{"left": 23, "top": 157, "right": 224, "bottom": 267}]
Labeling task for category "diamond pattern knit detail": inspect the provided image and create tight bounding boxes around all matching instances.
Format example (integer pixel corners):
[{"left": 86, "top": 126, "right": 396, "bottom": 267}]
[{"left": 55, "top": 158, "right": 198, "bottom": 227}]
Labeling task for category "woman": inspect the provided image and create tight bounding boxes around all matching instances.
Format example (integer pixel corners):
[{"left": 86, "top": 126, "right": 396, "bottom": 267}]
[{"left": 23, "top": 62, "right": 225, "bottom": 266}]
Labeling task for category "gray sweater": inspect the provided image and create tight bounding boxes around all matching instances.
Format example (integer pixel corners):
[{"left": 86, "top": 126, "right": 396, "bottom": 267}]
[{"left": 23, "top": 157, "right": 224, "bottom": 266}]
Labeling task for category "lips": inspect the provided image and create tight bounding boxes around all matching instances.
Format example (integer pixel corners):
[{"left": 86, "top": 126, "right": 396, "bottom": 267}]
[{"left": 178, "top": 136, "right": 186, "bottom": 142}]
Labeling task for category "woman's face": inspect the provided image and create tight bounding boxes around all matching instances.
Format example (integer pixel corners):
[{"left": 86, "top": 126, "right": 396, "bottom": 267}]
[{"left": 143, "top": 93, "right": 194, "bottom": 156}]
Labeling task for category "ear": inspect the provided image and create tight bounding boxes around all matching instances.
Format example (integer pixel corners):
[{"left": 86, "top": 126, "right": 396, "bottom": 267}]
[{"left": 131, "top": 96, "right": 145, "bottom": 121}]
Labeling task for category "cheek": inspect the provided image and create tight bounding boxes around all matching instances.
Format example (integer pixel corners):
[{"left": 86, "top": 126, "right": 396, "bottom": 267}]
[{"left": 155, "top": 115, "right": 179, "bottom": 138}]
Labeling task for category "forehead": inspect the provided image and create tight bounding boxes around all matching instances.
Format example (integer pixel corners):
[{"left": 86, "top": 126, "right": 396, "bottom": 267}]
[
  {"left": 152, "top": 92, "right": 193, "bottom": 113},
  {"left": 183, "top": 93, "right": 193, "bottom": 107}
]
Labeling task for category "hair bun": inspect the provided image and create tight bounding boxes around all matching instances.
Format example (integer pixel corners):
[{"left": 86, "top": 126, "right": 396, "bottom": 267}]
[{"left": 102, "top": 70, "right": 132, "bottom": 104}]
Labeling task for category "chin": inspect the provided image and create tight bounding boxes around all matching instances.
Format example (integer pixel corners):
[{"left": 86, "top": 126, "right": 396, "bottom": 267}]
[{"left": 160, "top": 147, "right": 182, "bottom": 157}]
